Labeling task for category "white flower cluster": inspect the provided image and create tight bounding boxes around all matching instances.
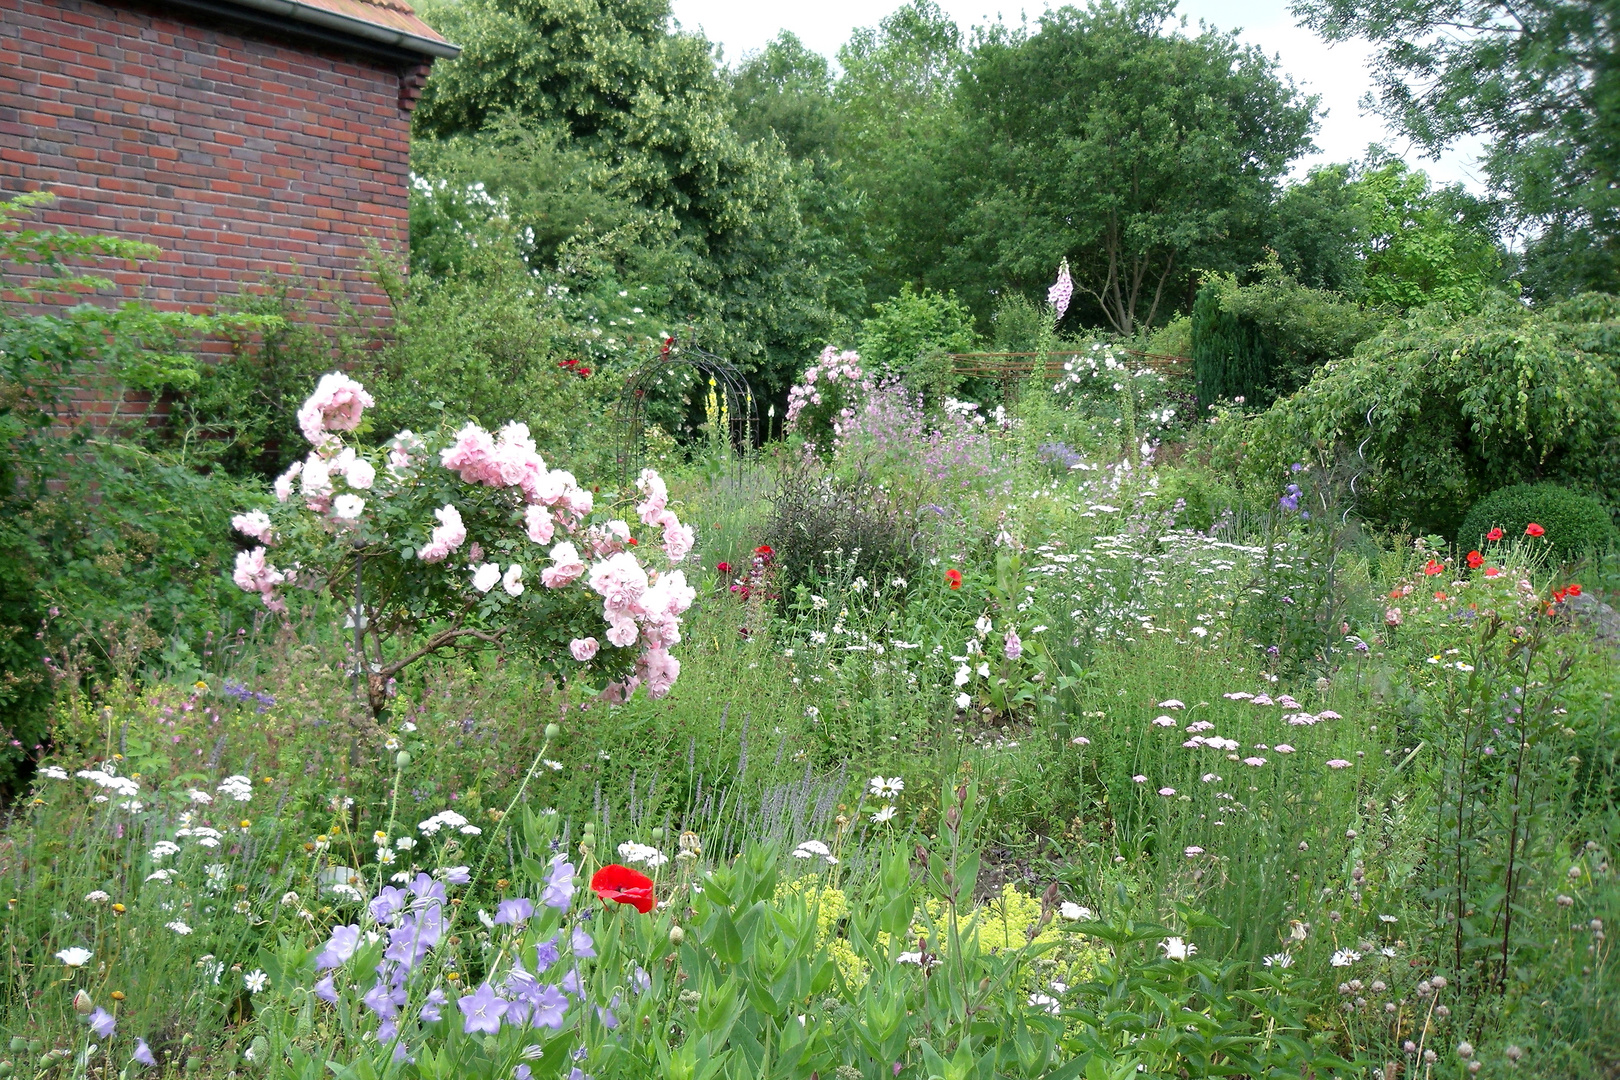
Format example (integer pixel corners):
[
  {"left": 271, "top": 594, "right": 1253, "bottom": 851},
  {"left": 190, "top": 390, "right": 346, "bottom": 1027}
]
[
  {"left": 218, "top": 775, "right": 254, "bottom": 801},
  {"left": 418, "top": 810, "right": 480, "bottom": 836},
  {"left": 75, "top": 769, "right": 140, "bottom": 798},
  {"left": 616, "top": 842, "right": 668, "bottom": 868}
]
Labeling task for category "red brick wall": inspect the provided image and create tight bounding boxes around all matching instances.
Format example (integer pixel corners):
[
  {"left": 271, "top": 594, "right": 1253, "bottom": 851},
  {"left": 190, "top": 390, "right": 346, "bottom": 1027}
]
[{"left": 0, "top": 0, "right": 415, "bottom": 326}]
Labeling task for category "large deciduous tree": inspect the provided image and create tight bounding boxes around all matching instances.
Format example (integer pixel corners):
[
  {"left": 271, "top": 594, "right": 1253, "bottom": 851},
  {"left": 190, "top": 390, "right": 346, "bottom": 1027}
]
[
  {"left": 942, "top": 0, "right": 1317, "bottom": 334},
  {"left": 1292, "top": 0, "right": 1620, "bottom": 297}
]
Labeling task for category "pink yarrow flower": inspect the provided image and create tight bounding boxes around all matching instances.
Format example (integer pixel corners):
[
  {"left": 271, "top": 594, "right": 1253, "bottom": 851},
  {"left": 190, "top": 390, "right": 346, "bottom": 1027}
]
[{"left": 1326, "top": 759, "right": 1352, "bottom": 769}]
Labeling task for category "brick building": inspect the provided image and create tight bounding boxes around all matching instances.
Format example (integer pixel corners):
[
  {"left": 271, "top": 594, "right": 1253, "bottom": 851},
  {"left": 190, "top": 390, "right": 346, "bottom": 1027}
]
[{"left": 0, "top": 0, "right": 457, "bottom": 323}]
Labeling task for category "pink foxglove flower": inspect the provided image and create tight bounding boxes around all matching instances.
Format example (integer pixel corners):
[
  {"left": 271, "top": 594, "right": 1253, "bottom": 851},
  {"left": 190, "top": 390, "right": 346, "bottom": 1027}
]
[
  {"left": 296, "top": 372, "right": 373, "bottom": 446},
  {"left": 569, "top": 637, "right": 599, "bottom": 662},
  {"left": 541, "top": 542, "right": 586, "bottom": 588},
  {"left": 418, "top": 504, "right": 466, "bottom": 563},
  {"left": 1003, "top": 627, "right": 1022, "bottom": 660},
  {"left": 1048, "top": 258, "right": 1073, "bottom": 323}
]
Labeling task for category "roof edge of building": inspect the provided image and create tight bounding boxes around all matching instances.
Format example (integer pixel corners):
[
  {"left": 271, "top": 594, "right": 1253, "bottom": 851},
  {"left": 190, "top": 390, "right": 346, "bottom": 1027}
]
[{"left": 202, "top": 0, "right": 460, "bottom": 58}]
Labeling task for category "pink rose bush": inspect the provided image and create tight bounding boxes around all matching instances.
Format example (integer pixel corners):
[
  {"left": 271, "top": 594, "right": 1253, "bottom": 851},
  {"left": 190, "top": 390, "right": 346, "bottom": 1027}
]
[
  {"left": 234, "top": 373, "right": 696, "bottom": 713},
  {"left": 785, "top": 347, "right": 870, "bottom": 446}
]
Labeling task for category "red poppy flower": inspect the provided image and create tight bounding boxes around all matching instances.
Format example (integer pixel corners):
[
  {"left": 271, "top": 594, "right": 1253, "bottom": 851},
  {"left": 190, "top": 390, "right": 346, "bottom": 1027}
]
[
  {"left": 578, "top": 367, "right": 592, "bottom": 378},
  {"left": 1566, "top": 583, "right": 1582, "bottom": 597},
  {"left": 1553, "top": 588, "right": 1567, "bottom": 604},
  {"left": 1423, "top": 559, "right": 1444, "bottom": 576},
  {"left": 626, "top": 537, "right": 637, "bottom": 545},
  {"left": 559, "top": 358, "right": 579, "bottom": 368},
  {"left": 1484, "top": 567, "right": 1501, "bottom": 578},
  {"left": 716, "top": 562, "right": 731, "bottom": 574},
  {"left": 945, "top": 568, "right": 962, "bottom": 590},
  {"left": 754, "top": 544, "right": 774, "bottom": 560},
  {"left": 1525, "top": 522, "right": 1545, "bottom": 537},
  {"left": 1466, "top": 550, "right": 1483, "bottom": 569},
  {"left": 1485, "top": 527, "right": 1504, "bottom": 542},
  {"left": 590, "top": 864, "right": 656, "bottom": 913}
]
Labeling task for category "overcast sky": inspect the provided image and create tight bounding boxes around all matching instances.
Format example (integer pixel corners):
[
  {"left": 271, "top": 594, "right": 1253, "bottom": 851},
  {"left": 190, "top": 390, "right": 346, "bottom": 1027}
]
[{"left": 669, "top": 0, "right": 1487, "bottom": 190}]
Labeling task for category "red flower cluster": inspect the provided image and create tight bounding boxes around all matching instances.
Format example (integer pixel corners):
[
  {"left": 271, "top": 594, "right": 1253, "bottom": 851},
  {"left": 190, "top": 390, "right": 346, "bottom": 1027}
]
[
  {"left": 591, "top": 864, "right": 655, "bottom": 913},
  {"left": 1552, "top": 583, "right": 1583, "bottom": 604},
  {"left": 1422, "top": 559, "right": 1445, "bottom": 576},
  {"left": 557, "top": 358, "right": 592, "bottom": 379},
  {"left": 945, "top": 568, "right": 962, "bottom": 590},
  {"left": 727, "top": 545, "right": 777, "bottom": 602}
]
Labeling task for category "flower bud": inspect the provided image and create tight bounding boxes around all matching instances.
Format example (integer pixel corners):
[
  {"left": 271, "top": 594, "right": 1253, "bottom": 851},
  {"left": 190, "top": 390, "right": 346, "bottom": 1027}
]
[
  {"left": 650, "top": 827, "right": 664, "bottom": 841},
  {"left": 72, "top": 990, "right": 94, "bottom": 1015},
  {"left": 668, "top": 925, "right": 685, "bottom": 946},
  {"left": 395, "top": 751, "right": 411, "bottom": 770},
  {"left": 544, "top": 723, "right": 561, "bottom": 740}
]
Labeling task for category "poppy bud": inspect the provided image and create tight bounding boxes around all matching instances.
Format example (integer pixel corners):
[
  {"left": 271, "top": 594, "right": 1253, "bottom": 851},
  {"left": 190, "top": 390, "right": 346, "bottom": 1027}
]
[
  {"left": 650, "top": 827, "right": 665, "bottom": 840},
  {"left": 545, "top": 723, "right": 561, "bottom": 740},
  {"left": 72, "top": 991, "right": 94, "bottom": 1015},
  {"left": 581, "top": 821, "right": 596, "bottom": 835},
  {"left": 395, "top": 751, "right": 411, "bottom": 770},
  {"left": 669, "top": 926, "right": 685, "bottom": 946}
]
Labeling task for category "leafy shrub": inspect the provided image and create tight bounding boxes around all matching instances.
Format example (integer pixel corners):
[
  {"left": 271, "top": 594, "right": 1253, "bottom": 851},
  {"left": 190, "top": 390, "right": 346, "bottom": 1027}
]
[
  {"left": 856, "top": 284, "right": 978, "bottom": 401},
  {"left": 1233, "top": 292, "right": 1620, "bottom": 535},
  {"left": 763, "top": 459, "right": 920, "bottom": 600},
  {"left": 1457, "top": 483, "right": 1616, "bottom": 559},
  {"left": 233, "top": 373, "right": 697, "bottom": 716},
  {"left": 1193, "top": 263, "right": 1387, "bottom": 411}
]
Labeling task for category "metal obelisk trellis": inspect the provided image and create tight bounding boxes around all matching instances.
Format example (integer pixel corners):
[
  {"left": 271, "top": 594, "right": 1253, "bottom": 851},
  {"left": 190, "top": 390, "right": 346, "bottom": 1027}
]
[{"left": 615, "top": 336, "right": 758, "bottom": 483}]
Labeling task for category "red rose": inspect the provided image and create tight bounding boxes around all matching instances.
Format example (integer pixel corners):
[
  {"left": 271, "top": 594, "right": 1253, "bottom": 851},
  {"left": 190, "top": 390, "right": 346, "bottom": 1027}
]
[
  {"left": 1485, "top": 527, "right": 1504, "bottom": 542},
  {"left": 945, "top": 569, "right": 962, "bottom": 590},
  {"left": 1423, "top": 559, "right": 1444, "bottom": 576},
  {"left": 590, "top": 864, "right": 656, "bottom": 913},
  {"left": 1466, "top": 550, "right": 1483, "bottom": 569},
  {"left": 1525, "top": 522, "right": 1545, "bottom": 537}
]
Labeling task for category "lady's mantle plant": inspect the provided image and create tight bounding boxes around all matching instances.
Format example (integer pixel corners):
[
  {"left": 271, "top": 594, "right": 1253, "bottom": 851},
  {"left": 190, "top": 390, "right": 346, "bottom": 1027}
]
[{"left": 231, "top": 372, "right": 695, "bottom": 715}]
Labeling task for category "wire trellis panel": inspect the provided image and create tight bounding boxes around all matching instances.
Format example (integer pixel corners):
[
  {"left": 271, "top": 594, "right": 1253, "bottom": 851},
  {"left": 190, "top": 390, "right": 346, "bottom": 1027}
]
[{"left": 614, "top": 337, "right": 758, "bottom": 483}]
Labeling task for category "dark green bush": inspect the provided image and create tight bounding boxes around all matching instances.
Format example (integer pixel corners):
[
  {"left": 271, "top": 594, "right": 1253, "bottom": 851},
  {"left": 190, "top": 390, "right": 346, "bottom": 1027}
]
[
  {"left": 763, "top": 460, "right": 920, "bottom": 600},
  {"left": 1234, "top": 292, "right": 1620, "bottom": 536},
  {"left": 1457, "top": 483, "right": 1616, "bottom": 560}
]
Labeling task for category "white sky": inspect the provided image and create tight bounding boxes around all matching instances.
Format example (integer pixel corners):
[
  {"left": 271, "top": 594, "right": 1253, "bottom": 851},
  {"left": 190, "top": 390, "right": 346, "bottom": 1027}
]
[{"left": 670, "top": 0, "right": 1488, "bottom": 190}]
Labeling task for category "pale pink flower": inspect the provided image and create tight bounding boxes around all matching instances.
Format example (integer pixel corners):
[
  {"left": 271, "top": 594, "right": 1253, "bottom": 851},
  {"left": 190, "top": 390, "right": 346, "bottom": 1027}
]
[
  {"left": 588, "top": 552, "right": 648, "bottom": 609},
  {"left": 387, "top": 430, "right": 424, "bottom": 476},
  {"left": 1153, "top": 715, "right": 1177, "bottom": 728},
  {"left": 1317, "top": 710, "right": 1342, "bottom": 720},
  {"left": 233, "top": 547, "right": 285, "bottom": 611},
  {"left": 501, "top": 563, "right": 524, "bottom": 597},
  {"left": 332, "top": 494, "right": 365, "bottom": 522},
  {"left": 605, "top": 617, "right": 639, "bottom": 648},
  {"left": 635, "top": 468, "right": 668, "bottom": 525},
  {"left": 273, "top": 461, "right": 302, "bottom": 503},
  {"left": 1275, "top": 744, "right": 1296, "bottom": 754},
  {"left": 1326, "top": 759, "right": 1352, "bottom": 769},
  {"left": 1158, "top": 787, "right": 1177, "bottom": 796},
  {"left": 471, "top": 563, "right": 501, "bottom": 593},
  {"left": 1003, "top": 627, "right": 1022, "bottom": 661},
  {"left": 569, "top": 637, "right": 599, "bottom": 662},
  {"left": 656, "top": 511, "right": 694, "bottom": 563},
  {"left": 524, "top": 505, "right": 555, "bottom": 545},
  {"left": 328, "top": 448, "right": 375, "bottom": 491},
  {"left": 297, "top": 372, "right": 373, "bottom": 446},
  {"left": 541, "top": 542, "right": 586, "bottom": 588},
  {"left": 232, "top": 510, "right": 274, "bottom": 545},
  {"left": 637, "top": 647, "right": 680, "bottom": 699},
  {"left": 1385, "top": 607, "right": 1403, "bottom": 626},
  {"left": 1158, "top": 699, "right": 1186, "bottom": 709},
  {"left": 418, "top": 504, "right": 466, "bottom": 563},
  {"left": 1243, "top": 756, "right": 1267, "bottom": 767},
  {"left": 439, "top": 423, "right": 501, "bottom": 486},
  {"left": 1133, "top": 775, "right": 1148, "bottom": 783},
  {"left": 300, "top": 453, "right": 334, "bottom": 513}
]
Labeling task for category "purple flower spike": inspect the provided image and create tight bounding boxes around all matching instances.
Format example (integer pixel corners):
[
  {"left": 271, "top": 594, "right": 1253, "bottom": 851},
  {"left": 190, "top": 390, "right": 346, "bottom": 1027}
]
[{"left": 458, "top": 982, "right": 507, "bottom": 1035}]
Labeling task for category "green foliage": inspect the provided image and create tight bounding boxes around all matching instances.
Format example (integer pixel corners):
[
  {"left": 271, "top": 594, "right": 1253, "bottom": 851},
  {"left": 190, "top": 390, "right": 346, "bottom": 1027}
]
[
  {"left": 1193, "top": 259, "right": 1389, "bottom": 409},
  {"left": 411, "top": 0, "right": 852, "bottom": 397},
  {"left": 941, "top": 0, "right": 1316, "bottom": 332},
  {"left": 1294, "top": 0, "right": 1620, "bottom": 296},
  {"left": 1457, "top": 483, "right": 1616, "bottom": 558},
  {"left": 1233, "top": 292, "right": 1620, "bottom": 535},
  {"left": 855, "top": 284, "right": 977, "bottom": 402}
]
